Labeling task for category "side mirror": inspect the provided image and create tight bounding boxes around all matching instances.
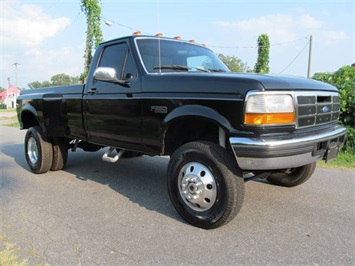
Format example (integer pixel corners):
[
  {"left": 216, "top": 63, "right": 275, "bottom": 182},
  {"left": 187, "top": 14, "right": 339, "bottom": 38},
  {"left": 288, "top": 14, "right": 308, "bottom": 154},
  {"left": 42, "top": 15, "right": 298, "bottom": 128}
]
[
  {"left": 93, "top": 67, "right": 117, "bottom": 82},
  {"left": 93, "top": 67, "right": 130, "bottom": 87}
]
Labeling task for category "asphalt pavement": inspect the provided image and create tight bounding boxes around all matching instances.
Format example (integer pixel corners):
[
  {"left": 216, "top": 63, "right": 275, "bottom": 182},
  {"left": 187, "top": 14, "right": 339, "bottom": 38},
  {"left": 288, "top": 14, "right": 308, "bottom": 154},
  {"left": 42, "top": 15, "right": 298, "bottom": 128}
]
[{"left": 0, "top": 125, "right": 354, "bottom": 265}]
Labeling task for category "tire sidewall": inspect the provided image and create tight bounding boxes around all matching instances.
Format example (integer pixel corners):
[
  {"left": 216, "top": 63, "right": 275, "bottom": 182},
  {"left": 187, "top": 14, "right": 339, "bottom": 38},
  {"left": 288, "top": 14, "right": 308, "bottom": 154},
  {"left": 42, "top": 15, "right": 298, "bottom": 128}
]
[
  {"left": 267, "top": 162, "right": 316, "bottom": 187},
  {"left": 51, "top": 137, "right": 68, "bottom": 171},
  {"left": 25, "top": 128, "right": 42, "bottom": 171}
]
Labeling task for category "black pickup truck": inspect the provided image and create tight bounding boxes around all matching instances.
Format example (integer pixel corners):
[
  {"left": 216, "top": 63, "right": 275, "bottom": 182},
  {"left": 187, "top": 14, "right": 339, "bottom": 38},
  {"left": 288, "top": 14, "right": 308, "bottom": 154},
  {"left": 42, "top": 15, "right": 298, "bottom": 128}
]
[{"left": 17, "top": 34, "right": 347, "bottom": 229}]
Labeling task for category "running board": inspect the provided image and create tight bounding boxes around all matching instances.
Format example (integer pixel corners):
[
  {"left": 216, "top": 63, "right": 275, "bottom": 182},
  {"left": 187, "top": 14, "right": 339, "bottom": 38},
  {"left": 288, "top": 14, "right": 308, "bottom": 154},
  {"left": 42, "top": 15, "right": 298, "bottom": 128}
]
[{"left": 102, "top": 148, "right": 125, "bottom": 163}]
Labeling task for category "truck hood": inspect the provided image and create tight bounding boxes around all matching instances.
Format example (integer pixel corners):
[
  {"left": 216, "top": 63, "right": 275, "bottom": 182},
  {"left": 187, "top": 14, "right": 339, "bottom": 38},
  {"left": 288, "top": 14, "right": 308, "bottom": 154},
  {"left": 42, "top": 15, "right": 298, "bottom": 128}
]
[{"left": 141, "top": 72, "right": 337, "bottom": 95}]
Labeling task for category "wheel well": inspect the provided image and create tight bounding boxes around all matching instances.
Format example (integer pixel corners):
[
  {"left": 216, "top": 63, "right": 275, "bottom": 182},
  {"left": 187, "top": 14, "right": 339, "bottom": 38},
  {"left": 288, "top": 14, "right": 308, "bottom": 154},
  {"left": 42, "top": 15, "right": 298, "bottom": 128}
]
[
  {"left": 164, "top": 119, "right": 220, "bottom": 155},
  {"left": 21, "top": 111, "right": 39, "bottom": 129}
]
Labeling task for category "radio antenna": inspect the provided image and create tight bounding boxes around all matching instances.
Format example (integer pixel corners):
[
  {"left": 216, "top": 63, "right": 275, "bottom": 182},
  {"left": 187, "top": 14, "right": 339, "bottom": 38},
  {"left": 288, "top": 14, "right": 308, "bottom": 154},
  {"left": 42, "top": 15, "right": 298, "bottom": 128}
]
[{"left": 157, "top": 0, "right": 161, "bottom": 74}]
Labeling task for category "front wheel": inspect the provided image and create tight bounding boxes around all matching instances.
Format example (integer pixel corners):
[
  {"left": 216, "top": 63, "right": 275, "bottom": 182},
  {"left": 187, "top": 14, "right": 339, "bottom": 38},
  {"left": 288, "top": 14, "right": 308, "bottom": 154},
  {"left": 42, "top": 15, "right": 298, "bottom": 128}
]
[
  {"left": 266, "top": 162, "right": 317, "bottom": 187},
  {"left": 167, "top": 141, "right": 245, "bottom": 229},
  {"left": 24, "top": 126, "right": 53, "bottom": 174}
]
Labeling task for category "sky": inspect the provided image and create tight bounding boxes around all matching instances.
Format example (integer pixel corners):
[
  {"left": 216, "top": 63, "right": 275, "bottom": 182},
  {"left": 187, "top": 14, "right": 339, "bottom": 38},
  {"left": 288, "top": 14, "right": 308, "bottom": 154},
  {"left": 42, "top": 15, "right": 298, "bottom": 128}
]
[{"left": 1, "top": 0, "right": 354, "bottom": 89}]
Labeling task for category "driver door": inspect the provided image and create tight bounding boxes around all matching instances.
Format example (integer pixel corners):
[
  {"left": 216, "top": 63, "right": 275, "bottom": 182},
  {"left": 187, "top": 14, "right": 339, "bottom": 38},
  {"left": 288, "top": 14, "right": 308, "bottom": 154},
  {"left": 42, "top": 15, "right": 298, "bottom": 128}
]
[{"left": 83, "top": 41, "right": 142, "bottom": 150}]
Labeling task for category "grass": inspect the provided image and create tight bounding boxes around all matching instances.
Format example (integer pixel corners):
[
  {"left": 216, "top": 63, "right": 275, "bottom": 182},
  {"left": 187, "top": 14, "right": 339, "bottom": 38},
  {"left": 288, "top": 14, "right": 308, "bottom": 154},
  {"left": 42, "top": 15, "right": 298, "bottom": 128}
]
[
  {"left": 0, "top": 109, "right": 16, "bottom": 112},
  {"left": 318, "top": 150, "right": 355, "bottom": 169},
  {"left": 2, "top": 121, "right": 19, "bottom": 128},
  {"left": 0, "top": 235, "right": 28, "bottom": 266}
]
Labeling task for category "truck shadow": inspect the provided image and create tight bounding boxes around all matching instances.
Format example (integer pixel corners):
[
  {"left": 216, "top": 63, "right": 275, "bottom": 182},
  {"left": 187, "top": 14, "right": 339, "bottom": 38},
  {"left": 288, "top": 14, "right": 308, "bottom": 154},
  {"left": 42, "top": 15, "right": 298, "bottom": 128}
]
[
  {"left": 66, "top": 150, "right": 184, "bottom": 222},
  {"left": 1, "top": 143, "right": 28, "bottom": 168},
  {"left": 1, "top": 144, "right": 184, "bottom": 224}
]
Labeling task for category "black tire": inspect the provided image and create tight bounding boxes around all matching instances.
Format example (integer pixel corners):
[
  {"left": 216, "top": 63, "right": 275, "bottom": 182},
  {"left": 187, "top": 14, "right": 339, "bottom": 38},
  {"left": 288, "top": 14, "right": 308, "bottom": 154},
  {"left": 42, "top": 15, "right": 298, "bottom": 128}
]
[
  {"left": 167, "top": 141, "right": 245, "bottom": 229},
  {"left": 266, "top": 162, "right": 317, "bottom": 187},
  {"left": 24, "top": 126, "right": 53, "bottom": 174},
  {"left": 51, "top": 137, "right": 68, "bottom": 171}
]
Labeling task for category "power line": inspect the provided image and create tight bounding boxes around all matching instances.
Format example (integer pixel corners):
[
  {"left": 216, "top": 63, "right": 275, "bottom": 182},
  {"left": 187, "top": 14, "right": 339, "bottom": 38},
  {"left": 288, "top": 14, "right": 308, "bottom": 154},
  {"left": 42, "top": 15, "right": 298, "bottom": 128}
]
[
  {"left": 101, "top": 15, "right": 309, "bottom": 51},
  {"left": 101, "top": 14, "right": 309, "bottom": 49},
  {"left": 209, "top": 36, "right": 309, "bottom": 49},
  {"left": 278, "top": 39, "right": 310, "bottom": 74},
  {"left": 101, "top": 16, "right": 149, "bottom": 34}
]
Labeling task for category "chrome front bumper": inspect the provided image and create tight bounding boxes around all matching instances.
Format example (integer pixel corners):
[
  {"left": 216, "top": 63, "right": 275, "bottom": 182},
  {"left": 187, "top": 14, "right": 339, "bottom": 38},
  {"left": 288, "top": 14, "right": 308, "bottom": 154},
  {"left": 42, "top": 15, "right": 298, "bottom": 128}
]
[{"left": 230, "top": 125, "right": 347, "bottom": 170}]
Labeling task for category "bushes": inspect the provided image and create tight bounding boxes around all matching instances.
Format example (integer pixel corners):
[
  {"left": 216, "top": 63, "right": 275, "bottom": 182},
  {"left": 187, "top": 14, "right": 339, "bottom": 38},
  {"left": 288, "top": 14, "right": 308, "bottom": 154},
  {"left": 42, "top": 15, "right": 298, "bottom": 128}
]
[{"left": 313, "top": 65, "right": 355, "bottom": 153}]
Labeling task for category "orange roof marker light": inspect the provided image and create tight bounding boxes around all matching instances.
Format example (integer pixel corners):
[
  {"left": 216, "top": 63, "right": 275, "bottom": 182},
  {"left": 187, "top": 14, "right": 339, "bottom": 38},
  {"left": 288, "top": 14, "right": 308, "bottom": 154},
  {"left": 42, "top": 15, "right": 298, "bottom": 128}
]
[
  {"left": 174, "top": 36, "right": 182, "bottom": 40},
  {"left": 133, "top": 31, "right": 141, "bottom": 35},
  {"left": 155, "top": 33, "right": 164, "bottom": 37},
  {"left": 189, "top": 40, "right": 196, "bottom": 43}
]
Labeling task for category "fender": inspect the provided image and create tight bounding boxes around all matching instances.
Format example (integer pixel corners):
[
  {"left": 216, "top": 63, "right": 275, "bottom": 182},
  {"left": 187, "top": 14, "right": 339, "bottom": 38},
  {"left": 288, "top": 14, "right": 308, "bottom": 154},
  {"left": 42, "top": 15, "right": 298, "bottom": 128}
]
[{"left": 19, "top": 93, "right": 67, "bottom": 137}]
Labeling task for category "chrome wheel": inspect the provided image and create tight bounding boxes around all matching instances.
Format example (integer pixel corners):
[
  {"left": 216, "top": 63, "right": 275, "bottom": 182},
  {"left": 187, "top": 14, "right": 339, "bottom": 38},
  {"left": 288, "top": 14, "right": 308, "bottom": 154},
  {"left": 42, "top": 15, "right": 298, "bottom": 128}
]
[
  {"left": 178, "top": 162, "right": 217, "bottom": 211},
  {"left": 27, "top": 136, "right": 39, "bottom": 165}
]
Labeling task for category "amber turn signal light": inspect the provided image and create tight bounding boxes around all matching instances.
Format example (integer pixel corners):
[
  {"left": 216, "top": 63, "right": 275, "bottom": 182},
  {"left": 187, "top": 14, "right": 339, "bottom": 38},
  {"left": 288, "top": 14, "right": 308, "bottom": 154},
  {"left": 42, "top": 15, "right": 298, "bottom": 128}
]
[{"left": 244, "top": 113, "right": 295, "bottom": 125}]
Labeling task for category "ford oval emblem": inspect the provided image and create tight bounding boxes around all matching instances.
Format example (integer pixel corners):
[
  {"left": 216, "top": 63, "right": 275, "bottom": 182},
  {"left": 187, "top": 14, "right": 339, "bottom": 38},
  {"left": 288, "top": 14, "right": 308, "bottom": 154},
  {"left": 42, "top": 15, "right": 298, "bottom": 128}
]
[{"left": 322, "top": 106, "right": 330, "bottom": 113}]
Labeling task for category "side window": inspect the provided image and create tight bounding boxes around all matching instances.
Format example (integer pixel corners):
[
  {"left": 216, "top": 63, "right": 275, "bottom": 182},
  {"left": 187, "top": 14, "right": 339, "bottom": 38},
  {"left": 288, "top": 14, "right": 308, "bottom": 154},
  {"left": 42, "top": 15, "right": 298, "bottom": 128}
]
[
  {"left": 122, "top": 48, "right": 138, "bottom": 79},
  {"left": 99, "top": 42, "right": 138, "bottom": 79},
  {"left": 99, "top": 43, "right": 127, "bottom": 78},
  {"left": 93, "top": 42, "right": 139, "bottom": 94}
]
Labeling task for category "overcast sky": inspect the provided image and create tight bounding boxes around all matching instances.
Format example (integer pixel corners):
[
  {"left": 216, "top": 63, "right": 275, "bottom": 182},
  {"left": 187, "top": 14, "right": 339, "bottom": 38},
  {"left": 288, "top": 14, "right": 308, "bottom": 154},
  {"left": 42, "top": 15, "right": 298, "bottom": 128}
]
[{"left": 1, "top": 0, "right": 354, "bottom": 89}]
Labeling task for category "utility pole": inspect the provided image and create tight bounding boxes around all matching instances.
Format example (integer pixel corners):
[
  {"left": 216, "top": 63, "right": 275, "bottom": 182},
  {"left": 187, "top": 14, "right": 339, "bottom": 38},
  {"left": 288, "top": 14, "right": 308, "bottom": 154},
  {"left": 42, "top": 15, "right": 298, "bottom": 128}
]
[
  {"left": 12, "top": 63, "right": 20, "bottom": 87},
  {"left": 6, "top": 77, "right": 10, "bottom": 109},
  {"left": 12, "top": 62, "right": 20, "bottom": 109},
  {"left": 307, "top": 35, "right": 313, "bottom": 78}
]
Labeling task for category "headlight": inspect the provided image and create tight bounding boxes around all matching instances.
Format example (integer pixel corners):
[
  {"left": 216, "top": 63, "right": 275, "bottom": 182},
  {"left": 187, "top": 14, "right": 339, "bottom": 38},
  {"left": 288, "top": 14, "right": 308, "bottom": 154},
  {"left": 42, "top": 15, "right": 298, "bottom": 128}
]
[{"left": 244, "top": 93, "right": 295, "bottom": 126}]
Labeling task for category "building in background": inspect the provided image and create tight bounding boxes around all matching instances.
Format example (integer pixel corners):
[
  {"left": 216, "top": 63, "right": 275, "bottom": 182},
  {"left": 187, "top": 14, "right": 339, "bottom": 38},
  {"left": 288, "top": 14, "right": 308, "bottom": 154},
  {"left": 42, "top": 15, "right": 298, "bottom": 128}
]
[{"left": 0, "top": 85, "right": 21, "bottom": 109}]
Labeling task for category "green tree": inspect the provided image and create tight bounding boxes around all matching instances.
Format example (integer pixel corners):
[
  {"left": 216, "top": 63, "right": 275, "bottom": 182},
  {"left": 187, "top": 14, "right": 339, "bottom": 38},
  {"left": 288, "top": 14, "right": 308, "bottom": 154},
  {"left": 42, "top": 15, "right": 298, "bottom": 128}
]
[
  {"left": 28, "top": 81, "right": 43, "bottom": 89},
  {"left": 254, "top": 34, "right": 270, "bottom": 73},
  {"left": 313, "top": 65, "right": 355, "bottom": 152},
  {"left": 71, "top": 76, "right": 81, "bottom": 85},
  {"left": 80, "top": 0, "right": 103, "bottom": 82},
  {"left": 51, "top": 73, "right": 72, "bottom": 86},
  {"left": 42, "top": 81, "right": 51, "bottom": 87},
  {"left": 28, "top": 74, "right": 81, "bottom": 88},
  {"left": 217, "top": 54, "right": 250, "bottom": 72}
]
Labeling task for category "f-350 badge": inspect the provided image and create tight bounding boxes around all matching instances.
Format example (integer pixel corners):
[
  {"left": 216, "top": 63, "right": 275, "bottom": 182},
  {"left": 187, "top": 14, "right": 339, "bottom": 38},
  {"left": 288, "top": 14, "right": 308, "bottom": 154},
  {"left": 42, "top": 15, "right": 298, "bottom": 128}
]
[{"left": 151, "top": 106, "right": 168, "bottom": 114}]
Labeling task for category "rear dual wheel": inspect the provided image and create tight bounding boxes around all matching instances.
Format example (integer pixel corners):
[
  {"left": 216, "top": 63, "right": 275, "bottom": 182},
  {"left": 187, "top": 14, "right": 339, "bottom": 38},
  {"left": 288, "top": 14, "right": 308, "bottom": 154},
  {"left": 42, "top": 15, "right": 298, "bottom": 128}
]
[
  {"left": 51, "top": 137, "right": 68, "bottom": 171},
  {"left": 25, "top": 126, "right": 53, "bottom": 174},
  {"left": 167, "top": 141, "right": 245, "bottom": 229},
  {"left": 25, "top": 126, "right": 68, "bottom": 173}
]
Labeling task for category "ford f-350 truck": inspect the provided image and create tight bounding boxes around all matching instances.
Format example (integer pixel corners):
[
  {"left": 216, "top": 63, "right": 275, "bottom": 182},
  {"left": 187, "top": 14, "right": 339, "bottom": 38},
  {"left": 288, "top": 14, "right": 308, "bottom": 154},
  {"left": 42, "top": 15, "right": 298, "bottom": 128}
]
[{"left": 17, "top": 34, "right": 347, "bottom": 229}]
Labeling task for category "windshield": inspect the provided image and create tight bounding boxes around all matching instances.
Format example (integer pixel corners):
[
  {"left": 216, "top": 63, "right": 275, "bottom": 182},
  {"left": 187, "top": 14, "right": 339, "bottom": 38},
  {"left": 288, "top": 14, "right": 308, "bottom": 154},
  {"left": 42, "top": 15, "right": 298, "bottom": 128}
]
[{"left": 135, "top": 38, "right": 230, "bottom": 73}]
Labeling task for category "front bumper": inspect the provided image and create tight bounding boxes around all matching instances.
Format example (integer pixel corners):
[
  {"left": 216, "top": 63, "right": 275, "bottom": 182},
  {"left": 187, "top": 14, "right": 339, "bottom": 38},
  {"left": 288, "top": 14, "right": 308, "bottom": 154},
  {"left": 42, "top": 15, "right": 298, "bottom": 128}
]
[{"left": 230, "top": 125, "right": 347, "bottom": 170}]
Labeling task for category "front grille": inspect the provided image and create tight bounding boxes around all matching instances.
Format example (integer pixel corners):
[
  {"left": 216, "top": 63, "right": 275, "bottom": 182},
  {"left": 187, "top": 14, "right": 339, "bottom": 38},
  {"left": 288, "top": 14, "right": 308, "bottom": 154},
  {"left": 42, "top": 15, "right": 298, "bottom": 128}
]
[{"left": 296, "top": 92, "right": 340, "bottom": 128}]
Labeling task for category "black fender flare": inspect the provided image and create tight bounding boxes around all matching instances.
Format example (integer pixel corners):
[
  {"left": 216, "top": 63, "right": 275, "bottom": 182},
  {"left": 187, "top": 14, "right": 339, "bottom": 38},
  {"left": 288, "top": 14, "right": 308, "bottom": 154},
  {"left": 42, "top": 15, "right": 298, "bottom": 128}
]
[
  {"left": 19, "top": 104, "right": 41, "bottom": 130},
  {"left": 161, "top": 104, "right": 233, "bottom": 140}
]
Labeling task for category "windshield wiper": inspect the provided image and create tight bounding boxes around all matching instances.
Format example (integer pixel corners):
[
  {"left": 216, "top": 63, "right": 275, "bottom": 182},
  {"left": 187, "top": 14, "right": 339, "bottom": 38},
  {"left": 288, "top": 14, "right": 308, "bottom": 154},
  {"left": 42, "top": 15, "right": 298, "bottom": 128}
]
[
  {"left": 153, "top": 65, "right": 209, "bottom": 72},
  {"left": 153, "top": 65, "right": 190, "bottom": 71},
  {"left": 207, "top": 68, "right": 227, "bottom": 72}
]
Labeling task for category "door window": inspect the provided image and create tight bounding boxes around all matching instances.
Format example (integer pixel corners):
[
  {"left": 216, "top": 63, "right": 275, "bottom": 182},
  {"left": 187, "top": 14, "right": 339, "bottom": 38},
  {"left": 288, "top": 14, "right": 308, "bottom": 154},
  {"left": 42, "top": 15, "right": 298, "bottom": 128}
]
[{"left": 95, "top": 42, "right": 138, "bottom": 93}]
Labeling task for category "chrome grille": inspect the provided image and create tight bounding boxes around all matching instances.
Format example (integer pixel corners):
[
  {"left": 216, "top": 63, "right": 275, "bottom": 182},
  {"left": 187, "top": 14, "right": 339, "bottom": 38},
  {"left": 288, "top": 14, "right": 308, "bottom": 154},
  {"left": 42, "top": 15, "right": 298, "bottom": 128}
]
[{"left": 296, "top": 92, "right": 340, "bottom": 128}]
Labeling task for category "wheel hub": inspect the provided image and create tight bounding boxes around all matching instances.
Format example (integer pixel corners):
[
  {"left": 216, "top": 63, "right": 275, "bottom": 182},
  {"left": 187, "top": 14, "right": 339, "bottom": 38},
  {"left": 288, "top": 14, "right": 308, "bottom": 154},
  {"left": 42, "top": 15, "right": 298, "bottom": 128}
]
[
  {"left": 178, "top": 162, "right": 217, "bottom": 211},
  {"left": 27, "top": 136, "right": 39, "bottom": 165}
]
